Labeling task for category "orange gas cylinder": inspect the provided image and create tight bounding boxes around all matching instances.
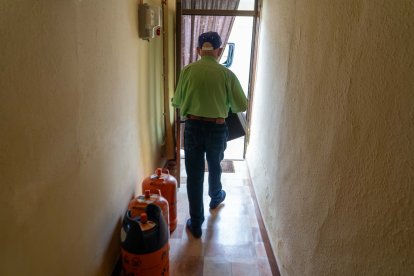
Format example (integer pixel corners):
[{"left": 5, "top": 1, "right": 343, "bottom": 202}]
[
  {"left": 142, "top": 168, "right": 177, "bottom": 233},
  {"left": 128, "top": 189, "right": 169, "bottom": 231},
  {"left": 121, "top": 204, "right": 169, "bottom": 276}
]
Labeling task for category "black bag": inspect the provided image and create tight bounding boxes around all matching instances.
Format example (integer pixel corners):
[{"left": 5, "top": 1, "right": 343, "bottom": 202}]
[{"left": 225, "top": 111, "right": 246, "bottom": 141}]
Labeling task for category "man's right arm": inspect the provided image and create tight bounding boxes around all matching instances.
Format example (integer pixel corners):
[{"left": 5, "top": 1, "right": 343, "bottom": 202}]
[{"left": 172, "top": 71, "right": 184, "bottom": 108}]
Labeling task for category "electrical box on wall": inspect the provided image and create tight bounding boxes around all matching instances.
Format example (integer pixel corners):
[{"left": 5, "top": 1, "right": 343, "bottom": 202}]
[{"left": 138, "top": 3, "right": 162, "bottom": 40}]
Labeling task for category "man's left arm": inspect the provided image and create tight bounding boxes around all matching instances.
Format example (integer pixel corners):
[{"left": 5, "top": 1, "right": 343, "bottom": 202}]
[{"left": 228, "top": 75, "right": 248, "bottom": 113}]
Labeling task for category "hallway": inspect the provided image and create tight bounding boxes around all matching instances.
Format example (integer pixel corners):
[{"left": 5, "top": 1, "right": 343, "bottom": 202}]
[
  {"left": 2, "top": 1, "right": 413, "bottom": 275},
  {"left": 168, "top": 159, "right": 275, "bottom": 275}
]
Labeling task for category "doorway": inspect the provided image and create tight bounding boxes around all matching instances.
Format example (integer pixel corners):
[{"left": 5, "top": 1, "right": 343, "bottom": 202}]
[{"left": 174, "top": 0, "right": 261, "bottom": 179}]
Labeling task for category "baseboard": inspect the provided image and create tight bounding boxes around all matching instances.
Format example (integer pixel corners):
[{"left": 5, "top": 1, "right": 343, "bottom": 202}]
[{"left": 246, "top": 163, "right": 281, "bottom": 276}]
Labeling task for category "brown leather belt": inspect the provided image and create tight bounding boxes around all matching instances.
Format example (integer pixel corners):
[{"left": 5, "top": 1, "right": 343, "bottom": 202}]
[{"left": 187, "top": 115, "right": 225, "bottom": 124}]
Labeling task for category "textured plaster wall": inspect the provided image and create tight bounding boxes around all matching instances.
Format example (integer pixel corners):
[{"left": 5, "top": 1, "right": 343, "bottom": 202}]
[
  {"left": 0, "top": 1, "right": 165, "bottom": 275},
  {"left": 247, "top": 0, "right": 414, "bottom": 275}
]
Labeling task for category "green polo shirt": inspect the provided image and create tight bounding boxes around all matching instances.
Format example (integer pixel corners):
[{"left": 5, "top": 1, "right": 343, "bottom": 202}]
[{"left": 172, "top": 56, "right": 247, "bottom": 118}]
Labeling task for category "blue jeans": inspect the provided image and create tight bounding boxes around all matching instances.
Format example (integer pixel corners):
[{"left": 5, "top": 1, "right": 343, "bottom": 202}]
[{"left": 184, "top": 119, "right": 228, "bottom": 227}]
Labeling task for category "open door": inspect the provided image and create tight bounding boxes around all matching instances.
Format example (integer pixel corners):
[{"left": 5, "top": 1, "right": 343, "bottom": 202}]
[{"left": 174, "top": 0, "right": 262, "bottom": 183}]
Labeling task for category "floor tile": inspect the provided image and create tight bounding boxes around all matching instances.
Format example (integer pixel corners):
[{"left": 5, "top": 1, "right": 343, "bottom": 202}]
[
  {"left": 257, "top": 258, "right": 273, "bottom": 276},
  {"left": 203, "top": 257, "right": 232, "bottom": 275},
  {"left": 203, "top": 242, "right": 256, "bottom": 259},
  {"left": 170, "top": 256, "right": 204, "bottom": 276},
  {"left": 231, "top": 260, "right": 261, "bottom": 276},
  {"left": 255, "top": 242, "right": 267, "bottom": 258},
  {"left": 252, "top": 227, "right": 263, "bottom": 242},
  {"left": 170, "top": 224, "right": 184, "bottom": 240}
]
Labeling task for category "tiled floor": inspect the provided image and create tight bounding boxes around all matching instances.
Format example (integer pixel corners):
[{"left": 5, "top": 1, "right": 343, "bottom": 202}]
[{"left": 168, "top": 159, "right": 273, "bottom": 276}]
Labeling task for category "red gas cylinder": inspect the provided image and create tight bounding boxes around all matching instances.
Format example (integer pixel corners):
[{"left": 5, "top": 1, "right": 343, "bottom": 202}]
[
  {"left": 121, "top": 204, "right": 169, "bottom": 275},
  {"left": 128, "top": 189, "right": 169, "bottom": 230},
  {"left": 142, "top": 168, "right": 177, "bottom": 233}
]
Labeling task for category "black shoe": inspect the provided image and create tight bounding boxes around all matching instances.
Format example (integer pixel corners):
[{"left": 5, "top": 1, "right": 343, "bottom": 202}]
[
  {"left": 186, "top": 219, "right": 202, "bottom": 238},
  {"left": 209, "top": 190, "right": 226, "bottom": 209}
]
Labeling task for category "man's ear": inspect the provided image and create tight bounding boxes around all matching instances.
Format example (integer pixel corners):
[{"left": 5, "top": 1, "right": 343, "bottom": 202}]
[
  {"left": 196, "top": 47, "right": 202, "bottom": 55},
  {"left": 217, "top": 48, "right": 224, "bottom": 57}
]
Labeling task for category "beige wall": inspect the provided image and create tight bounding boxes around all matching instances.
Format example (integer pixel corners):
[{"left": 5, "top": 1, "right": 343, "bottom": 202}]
[
  {"left": 0, "top": 1, "right": 166, "bottom": 275},
  {"left": 247, "top": 0, "right": 414, "bottom": 275}
]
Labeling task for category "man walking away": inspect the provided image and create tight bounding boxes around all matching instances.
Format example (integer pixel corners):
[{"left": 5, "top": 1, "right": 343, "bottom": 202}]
[{"left": 172, "top": 31, "right": 248, "bottom": 238}]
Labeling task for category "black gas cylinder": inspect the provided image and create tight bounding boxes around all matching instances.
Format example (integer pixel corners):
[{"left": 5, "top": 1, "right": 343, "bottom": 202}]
[{"left": 120, "top": 204, "right": 169, "bottom": 276}]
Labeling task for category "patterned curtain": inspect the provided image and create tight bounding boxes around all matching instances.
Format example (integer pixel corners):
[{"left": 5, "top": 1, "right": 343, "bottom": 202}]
[{"left": 181, "top": 0, "right": 240, "bottom": 67}]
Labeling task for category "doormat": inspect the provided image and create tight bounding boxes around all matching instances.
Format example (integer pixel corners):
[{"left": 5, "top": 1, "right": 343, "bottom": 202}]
[{"left": 205, "top": 160, "right": 235, "bottom": 173}]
